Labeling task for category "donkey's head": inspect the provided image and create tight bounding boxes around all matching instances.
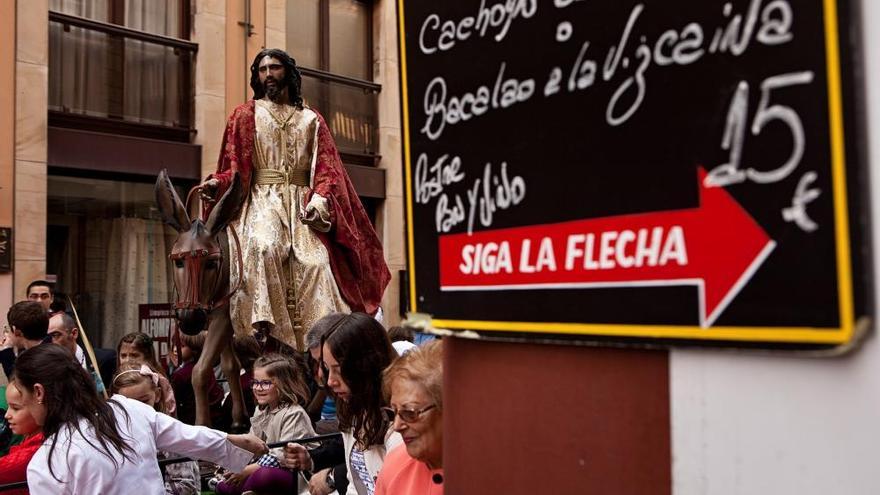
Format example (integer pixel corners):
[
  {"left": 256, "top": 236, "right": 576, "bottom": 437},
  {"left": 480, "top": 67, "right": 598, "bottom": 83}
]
[{"left": 155, "top": 170, "right": 244, "bottom": 335}]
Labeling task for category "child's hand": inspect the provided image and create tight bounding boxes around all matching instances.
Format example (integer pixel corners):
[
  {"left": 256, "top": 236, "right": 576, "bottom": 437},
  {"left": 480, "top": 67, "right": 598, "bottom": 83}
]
[
  {"left": 224, "top": 464, "right": 259, "bottom": 487},
  {"left": 224, "top": 470, "right": 247, "bottom": 487}
]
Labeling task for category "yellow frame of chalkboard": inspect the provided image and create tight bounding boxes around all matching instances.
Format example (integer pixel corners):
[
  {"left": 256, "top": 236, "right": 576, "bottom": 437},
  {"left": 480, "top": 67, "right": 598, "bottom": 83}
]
[{"left": 399, "top": 0, "right": 856, "bottom": 345}]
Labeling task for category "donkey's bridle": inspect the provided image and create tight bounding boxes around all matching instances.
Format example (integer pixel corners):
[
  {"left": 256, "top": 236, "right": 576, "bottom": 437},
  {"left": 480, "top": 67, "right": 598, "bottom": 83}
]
[{"left": 170, "top": 186, "right": 244, "bottom": 313}]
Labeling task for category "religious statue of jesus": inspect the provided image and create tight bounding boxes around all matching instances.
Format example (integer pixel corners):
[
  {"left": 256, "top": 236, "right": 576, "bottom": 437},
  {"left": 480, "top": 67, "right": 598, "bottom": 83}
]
[{"left": 199, "top": 48, "right": 390, "bottom": 350}]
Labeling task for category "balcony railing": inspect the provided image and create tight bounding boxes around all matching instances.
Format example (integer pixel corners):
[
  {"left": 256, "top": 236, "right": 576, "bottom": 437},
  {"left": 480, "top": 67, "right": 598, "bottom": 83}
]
[
  {"left": 48, "top": 11, "right": 197, "bottom": 142},
  {"left": 300, "top": 66, "right": 381, "bottom": 163}
]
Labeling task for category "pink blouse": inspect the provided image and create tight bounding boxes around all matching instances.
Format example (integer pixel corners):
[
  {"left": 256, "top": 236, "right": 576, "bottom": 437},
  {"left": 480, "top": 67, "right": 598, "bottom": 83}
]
[{"left": 375, "top": 445, "right": 444, "bottom": 495}]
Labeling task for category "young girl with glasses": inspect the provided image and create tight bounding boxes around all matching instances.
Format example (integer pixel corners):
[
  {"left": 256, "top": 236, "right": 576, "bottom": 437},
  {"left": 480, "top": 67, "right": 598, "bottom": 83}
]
[
  {"left": 11, "top": 344, "right": 266, "bottom": 494},
  {"left": 215, "top": 353, "right": 317, "bottom": 495},
  {"left": 112, "top": 363, "right": 201, "bottom": 495},
  {"left": 300, "top": 312, "right": 402, "bottom": 495}
]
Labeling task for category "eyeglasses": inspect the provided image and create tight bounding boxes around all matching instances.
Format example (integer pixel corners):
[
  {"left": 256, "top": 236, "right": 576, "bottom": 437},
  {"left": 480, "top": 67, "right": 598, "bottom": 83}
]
[
  {"left": 380, "top": 404, "right": 437, "bottom": 423},
  {"left": 251, "top": 379, "right": 275, "bottom": 391}
]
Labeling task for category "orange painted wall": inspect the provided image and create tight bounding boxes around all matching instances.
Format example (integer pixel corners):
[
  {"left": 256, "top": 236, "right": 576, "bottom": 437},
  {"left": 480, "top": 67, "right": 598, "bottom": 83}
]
[
  {"left": 0, "top": 0, "right": 15, "bottom": 314},
  {"left": 0, "top": 0, "right": 14, "bottom": 228}
]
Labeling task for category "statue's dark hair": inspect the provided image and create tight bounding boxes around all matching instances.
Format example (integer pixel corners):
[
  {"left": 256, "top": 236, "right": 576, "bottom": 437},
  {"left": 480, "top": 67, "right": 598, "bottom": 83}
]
[{"left": 250, "top": 48, "right": 304, "bottom": 108}]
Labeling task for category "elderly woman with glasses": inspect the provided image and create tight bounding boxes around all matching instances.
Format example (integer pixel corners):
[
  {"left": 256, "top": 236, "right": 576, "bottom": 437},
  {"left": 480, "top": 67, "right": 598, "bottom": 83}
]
[
  {"left": 375, "top": 340, "right": 443, "bottom": 494},
  {"left": 286, "top": 312, "right": 401, "bottom": 495}
]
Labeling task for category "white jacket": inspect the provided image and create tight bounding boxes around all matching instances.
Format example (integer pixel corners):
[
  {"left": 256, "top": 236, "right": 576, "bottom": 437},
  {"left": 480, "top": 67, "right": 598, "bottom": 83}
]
[
  {"left": 342, "top": 426, "right": 403, "bottom": 495},
  {"left": 27, "top": 395, "right": 253, "bottom": 495}
]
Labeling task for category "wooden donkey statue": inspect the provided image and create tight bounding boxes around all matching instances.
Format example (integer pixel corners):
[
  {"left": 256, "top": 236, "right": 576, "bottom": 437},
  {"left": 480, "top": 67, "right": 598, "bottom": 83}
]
[{"left": 155, "top": 169, "right": 248, "bottom": 431}]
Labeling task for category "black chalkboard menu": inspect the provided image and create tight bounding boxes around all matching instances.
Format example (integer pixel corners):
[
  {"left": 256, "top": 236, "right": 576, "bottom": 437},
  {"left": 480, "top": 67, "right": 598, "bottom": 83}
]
[{"left": 398, "top": 0, "right": 870, "bottom": 347}]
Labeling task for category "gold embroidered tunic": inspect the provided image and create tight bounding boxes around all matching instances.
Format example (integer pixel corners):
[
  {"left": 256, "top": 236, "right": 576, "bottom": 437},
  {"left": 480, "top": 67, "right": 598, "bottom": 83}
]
[{"left": 228, "top": 100, "right": 349, "bottom": 349}]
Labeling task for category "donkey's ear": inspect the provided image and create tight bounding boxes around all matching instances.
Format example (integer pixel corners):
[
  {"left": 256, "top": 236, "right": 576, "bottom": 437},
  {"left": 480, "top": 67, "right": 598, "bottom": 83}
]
[
  {"left": 155, "top": 169, "right": 192, "bottom": 232},
  {"left": 205, "top": 172, "right": 245, "bottom": 236}
]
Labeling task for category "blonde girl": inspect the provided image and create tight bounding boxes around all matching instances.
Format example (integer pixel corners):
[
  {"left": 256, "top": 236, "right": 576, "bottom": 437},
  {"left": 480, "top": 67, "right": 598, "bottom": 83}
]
[
  {"left": 216, "top": 353, "right": 316, "bottom": 495},
  {"left": 112, "top": 363, "right": 201, "bottom": 495}
]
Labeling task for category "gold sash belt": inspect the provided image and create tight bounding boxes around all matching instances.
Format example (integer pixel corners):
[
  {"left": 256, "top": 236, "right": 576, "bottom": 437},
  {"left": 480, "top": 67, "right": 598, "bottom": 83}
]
[{"left": 253, "top": 168, "right": 310, "bottom": 187}]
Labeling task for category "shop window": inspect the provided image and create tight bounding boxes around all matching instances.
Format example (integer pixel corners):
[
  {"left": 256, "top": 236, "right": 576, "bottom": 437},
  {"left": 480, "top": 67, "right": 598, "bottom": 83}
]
[{"left": 47, "top": 175, "right": 192, "bottom": 348}]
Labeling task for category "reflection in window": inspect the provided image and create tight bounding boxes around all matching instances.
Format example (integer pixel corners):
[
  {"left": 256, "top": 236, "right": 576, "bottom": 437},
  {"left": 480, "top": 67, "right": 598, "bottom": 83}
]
[
  {"left": 50, "top": 0, "right": 183, "bottom": 37},
  {"left": 301, "top": 75, "right": 376, "bottom": 155},
  {"left": 49, "top": 0, "right": 193, "bottom": 129},
  {"left": 124, "top": 0, "right": 182, "bottom": 37},
  {"left": 286, "top": 0, "right": 320, "bottom": 69},
  {"left": 49, "top": 25, "right": 110, "bottom": 118},
  {"left": 47, "top": 175, "right": 187, "bottom": 348},
  {"left": 123, "top": 40, "right": 185, "bottom": 126},
  {"left": 287, "top": 0, "right": 377, "bottom": 156},
  {"left": 328, "top": 0, "right": 370, "bottom": 80},
  {"left": 49, "top": 0, "right": 109, "bottom": 22}
]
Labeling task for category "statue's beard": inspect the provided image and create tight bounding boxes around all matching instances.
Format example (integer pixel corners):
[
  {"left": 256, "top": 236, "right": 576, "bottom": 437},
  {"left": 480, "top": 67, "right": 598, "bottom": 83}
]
[{"left": 264, "top": 77, "right": 283, "bottom": 102}]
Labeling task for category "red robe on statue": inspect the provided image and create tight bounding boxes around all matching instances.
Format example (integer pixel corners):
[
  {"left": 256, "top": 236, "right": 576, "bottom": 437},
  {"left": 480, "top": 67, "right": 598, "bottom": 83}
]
[{"left": 206, "top": 100, "right": 390, "bottom": 315}]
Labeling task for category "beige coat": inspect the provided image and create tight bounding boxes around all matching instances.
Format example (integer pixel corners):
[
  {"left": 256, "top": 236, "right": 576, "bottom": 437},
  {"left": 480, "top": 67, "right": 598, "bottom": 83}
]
[{"left": 250, "top": 402, "right": 316, "bottom": 461}]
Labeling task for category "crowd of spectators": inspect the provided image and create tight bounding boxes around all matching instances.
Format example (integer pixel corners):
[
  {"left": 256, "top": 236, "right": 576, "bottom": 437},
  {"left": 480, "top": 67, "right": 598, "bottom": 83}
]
[{"left": 0, "top": 279, "right": 444, "bottom": 495}]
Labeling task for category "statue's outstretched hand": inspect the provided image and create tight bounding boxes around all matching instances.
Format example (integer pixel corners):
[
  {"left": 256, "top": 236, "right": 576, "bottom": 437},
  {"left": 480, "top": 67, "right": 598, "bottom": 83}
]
[{"left": 199, "top": 178, "right": 220, "bottom": 203}]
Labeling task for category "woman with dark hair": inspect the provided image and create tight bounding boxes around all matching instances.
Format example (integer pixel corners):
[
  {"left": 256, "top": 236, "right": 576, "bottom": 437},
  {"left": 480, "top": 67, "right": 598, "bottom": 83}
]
[
  {"left": 11, "top": 345, "right": 267, "bottom": 494},
  {"left": 286, "top": 312, "right": 401, "bottom": 495}
]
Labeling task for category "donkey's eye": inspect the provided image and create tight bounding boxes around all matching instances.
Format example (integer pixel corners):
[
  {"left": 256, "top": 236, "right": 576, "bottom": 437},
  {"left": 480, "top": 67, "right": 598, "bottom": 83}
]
[
  {"left": 174, "top": 259, "right": 185, "bottom": 269},
  {"left": 205, "top": 260, "right": 219, "bottom": 270}
]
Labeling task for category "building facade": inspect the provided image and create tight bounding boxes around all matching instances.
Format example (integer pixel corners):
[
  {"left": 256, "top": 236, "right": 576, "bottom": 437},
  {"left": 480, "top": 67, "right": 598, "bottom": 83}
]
[{"left": 0, "top": 0, "right": 405, "bottom": 347}]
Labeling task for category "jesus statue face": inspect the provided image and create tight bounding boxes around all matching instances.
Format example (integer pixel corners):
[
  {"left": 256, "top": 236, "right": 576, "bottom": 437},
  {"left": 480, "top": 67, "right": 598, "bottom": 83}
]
[{"left": 258, "top": 55, "right": 286, "bottom": 102}]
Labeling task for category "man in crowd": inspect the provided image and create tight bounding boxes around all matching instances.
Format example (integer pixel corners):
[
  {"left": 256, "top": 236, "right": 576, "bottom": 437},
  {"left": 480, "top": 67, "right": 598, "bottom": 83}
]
[
  {"left": 26, "top": 280, "right": 53, "bottom": 312},
  {"left": 48, "top": 312, "right": 114, "bottom": 393},
  {"left": 47, "top": 312, "right": 79, "bottom": 357}
]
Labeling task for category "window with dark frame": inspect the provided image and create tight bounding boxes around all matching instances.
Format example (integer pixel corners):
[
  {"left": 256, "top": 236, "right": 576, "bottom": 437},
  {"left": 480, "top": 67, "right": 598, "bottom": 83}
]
[
  {"left": 286, "top": 0, "right": 381, "bottom": 165},
  {"left": 48, "top": 0, "right": 196, "bottom": 142}
]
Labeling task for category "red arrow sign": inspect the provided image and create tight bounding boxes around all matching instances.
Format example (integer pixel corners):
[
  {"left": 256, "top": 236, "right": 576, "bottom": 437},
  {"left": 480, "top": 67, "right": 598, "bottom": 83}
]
[{"left": 438, "top": 168, "right": 775, "bottom": 327}]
